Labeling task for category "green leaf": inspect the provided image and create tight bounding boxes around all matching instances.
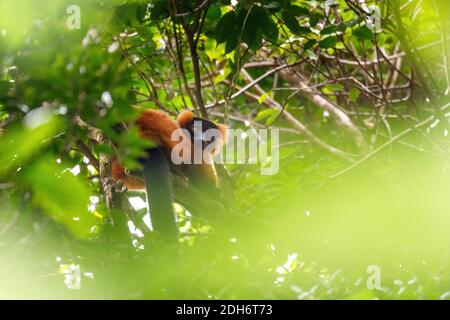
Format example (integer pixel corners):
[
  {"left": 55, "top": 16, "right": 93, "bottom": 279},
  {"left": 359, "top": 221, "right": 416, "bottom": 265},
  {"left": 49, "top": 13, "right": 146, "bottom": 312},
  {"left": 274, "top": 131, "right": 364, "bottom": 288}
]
[
  {"left": 254, "top": 5, "right": 270, "bottom": 30},
  {"left": 281, "top": 11, "right": 311, "bottom": 35},
  {"left": 214, "top": 65, "right": 232, "bottom": 84},
  {"left": 0, "top": 117, "right": 62, "bottom": 177},
  {"left": 205, "top": 38, "right": 223, "bottom": 60},
  {"left": 136, "top": 3, "right": 148, "bottom": 22},
  {"left": 151, "top": 0, "right": 170, "bottom": 20},
  {"left": 21, "top": 159, "right": 100, "bottom": 239},
  {"left": 303, "top": 39, "right": 317, "bottom": 51},
  {"left": 258, "top": 91, "right": 273, "bottom": 104},
  {"left": 255, "top": 108, "right": 278, "bottom": 123},
  {"left": 242, "top": 8, "right": 260, "bottom": 48},
  {"left": 309, "top": 13, "right": 323, "bottom": 27},
  {"left": 249, "top": 29, "right": 264, "bottom": 51},
  {"left": 319, "top": 36, "right": 337, "bottom": 49},
  {"left": 225, "top": 33, "right": 239, "bottom": 54},
  {"left": 347, "top": 16, "right": 364, "bottom": 27},
  {"left": 349, "top": 87, "right": 361, "bottom": 102},
  {"left": 240, "top": 6, "right": 269, "bottom": 50},
  {"left": 376, "top": 32, "right": 387, "bottom": 46},
  {"left": 284, "top": 5, "right": 309, "bottom": 16},
  {"left": 93, "top": 143, "right": 113, "bottom": 155},
  {"left": 336, "top": 22, "right": 347, "bottom": 32},
  {"left": 322, "top": 83, "right": 344, "bottom": 94},
  {"left": 297, "top": 26, "right": 312, "bottom": 35},
  {"left": 353, "top": 25, "right": 373, "bottom": 40},
  {"left": 282, "top": 11, "right": 300, "bottom": 34},
  {"left": 206, "top": 4, "right": 221, "bottom": 20},
  {"left": 263, "top": 16, "right": 279, "bottom": 43},
  {"left": 215, "top": 11, "right": 237, "bottom": 44},
  {"left": 115, "top": 4, "right": 136, "bottom": 26},
  {"left": 320, "top": 25, "right": 336, "bottom": 35}
]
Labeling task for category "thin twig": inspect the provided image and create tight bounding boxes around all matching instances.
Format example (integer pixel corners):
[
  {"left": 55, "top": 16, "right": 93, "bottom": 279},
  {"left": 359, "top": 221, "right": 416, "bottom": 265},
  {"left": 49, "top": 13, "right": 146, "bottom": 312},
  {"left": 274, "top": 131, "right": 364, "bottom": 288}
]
[{"left": 330, "top": 102, "right": 450, "bottom": 179}]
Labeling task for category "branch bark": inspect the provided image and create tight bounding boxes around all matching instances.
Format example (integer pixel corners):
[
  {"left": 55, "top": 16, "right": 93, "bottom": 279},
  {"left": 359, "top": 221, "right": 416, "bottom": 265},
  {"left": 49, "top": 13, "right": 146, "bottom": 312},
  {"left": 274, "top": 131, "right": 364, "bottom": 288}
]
[
  {"left": 228, "top": 77, "right": 355, "bottom": 162},
  {"left": 275, "top": 65, "right": 367, "bottom": 151}
]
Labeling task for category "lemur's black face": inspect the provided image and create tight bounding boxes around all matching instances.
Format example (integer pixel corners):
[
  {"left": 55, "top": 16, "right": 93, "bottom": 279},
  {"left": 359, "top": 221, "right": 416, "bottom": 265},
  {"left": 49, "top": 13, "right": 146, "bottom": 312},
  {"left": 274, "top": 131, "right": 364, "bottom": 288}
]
[{"left": 185, "top": 117, "right": 220, "bottom": 150}]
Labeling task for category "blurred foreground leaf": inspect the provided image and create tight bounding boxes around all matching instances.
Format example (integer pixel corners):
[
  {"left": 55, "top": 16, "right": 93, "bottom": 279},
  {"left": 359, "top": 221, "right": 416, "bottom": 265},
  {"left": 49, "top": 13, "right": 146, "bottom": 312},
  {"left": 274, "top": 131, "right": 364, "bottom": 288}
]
[
  {"left": 0, "top": 117, "right": 62, "bottom": 176},
  {"left": 21, "top": 158, "right": 101, "bottom": 239}
]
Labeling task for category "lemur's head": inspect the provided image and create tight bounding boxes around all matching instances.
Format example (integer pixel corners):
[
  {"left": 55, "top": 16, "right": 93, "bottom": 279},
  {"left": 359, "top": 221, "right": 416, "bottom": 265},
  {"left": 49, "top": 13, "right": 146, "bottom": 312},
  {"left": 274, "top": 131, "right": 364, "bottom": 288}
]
[{"left": 177, "top": 110, "right": 227, "bottom": 156}]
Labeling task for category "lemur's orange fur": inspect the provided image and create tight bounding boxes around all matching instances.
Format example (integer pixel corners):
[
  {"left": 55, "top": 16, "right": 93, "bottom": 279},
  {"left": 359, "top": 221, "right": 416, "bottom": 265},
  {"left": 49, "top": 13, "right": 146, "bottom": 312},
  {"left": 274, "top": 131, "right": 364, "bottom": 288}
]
[{"left": 112, "top": 109, "right": 226, "bottom": 191}]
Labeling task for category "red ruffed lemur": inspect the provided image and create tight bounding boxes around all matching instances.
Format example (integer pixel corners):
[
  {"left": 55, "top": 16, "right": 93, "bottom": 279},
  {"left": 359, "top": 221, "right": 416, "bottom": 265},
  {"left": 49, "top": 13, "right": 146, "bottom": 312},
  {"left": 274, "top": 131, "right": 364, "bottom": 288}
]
[{"left": 111, "top": 109, "right": 227, "bottom": 241}]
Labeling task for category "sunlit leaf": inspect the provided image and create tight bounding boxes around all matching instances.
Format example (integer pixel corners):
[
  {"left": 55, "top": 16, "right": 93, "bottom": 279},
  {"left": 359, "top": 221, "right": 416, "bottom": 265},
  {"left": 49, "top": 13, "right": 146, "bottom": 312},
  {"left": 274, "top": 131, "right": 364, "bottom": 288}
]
[
  {"left": 349, "top": 87, "right": 361, "bottom": 102},
  {"left": 319, "top": 36, "right": 337, "bottom": 48}
]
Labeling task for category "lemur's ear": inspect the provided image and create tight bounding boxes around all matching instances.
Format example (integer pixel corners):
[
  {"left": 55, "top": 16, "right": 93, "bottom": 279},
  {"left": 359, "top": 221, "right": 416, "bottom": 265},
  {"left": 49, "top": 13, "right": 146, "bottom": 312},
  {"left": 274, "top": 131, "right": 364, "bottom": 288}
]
[{"left": 176, "top": 110, "right": 194, "bottom": 128}]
